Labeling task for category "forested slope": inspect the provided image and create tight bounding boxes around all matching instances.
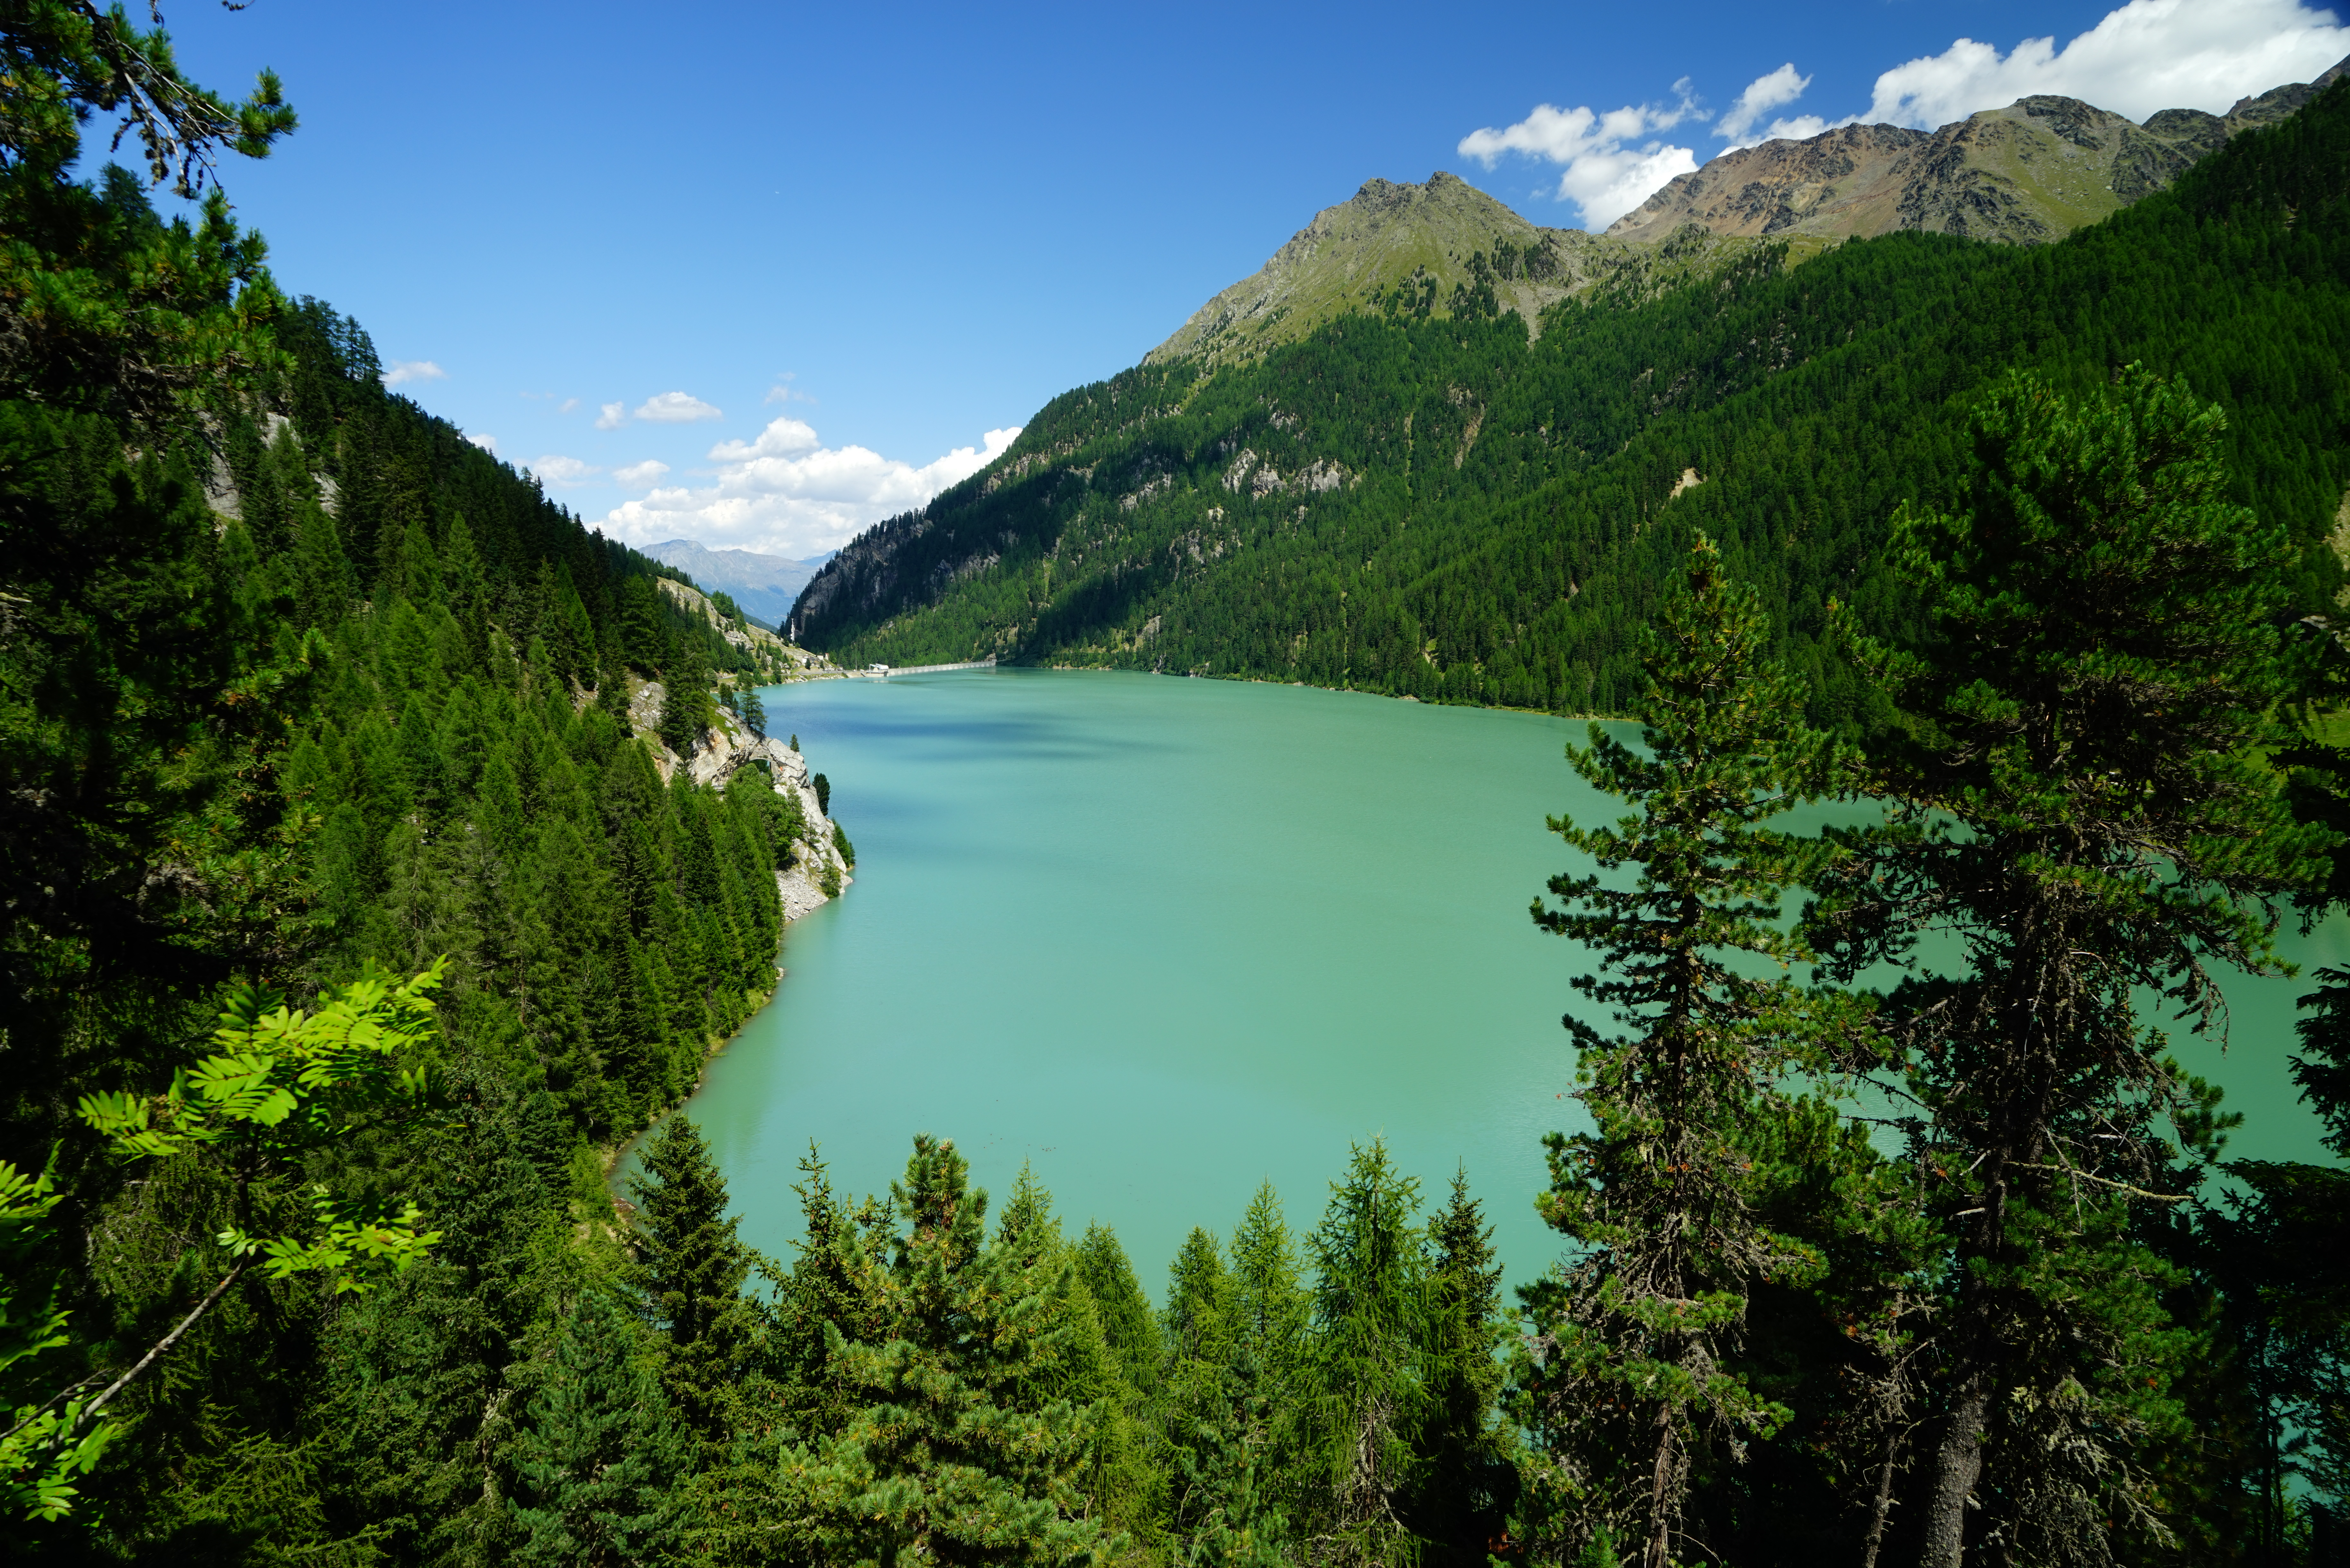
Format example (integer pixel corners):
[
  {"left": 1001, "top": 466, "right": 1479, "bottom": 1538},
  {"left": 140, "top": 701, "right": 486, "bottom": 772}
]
[
  {"left": 0, "top": 14, "right": 853, "bottom": 1542},
  {"left": 794, "top": 80, "right": 2350, "bottom": 730}
]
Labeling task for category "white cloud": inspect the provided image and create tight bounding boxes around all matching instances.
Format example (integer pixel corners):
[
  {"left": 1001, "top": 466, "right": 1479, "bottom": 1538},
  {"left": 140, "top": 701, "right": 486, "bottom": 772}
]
[
  {"left": 596, "top": 422, "right": 1023, "bottom": 559},
  {"left": 1717, "top": 64, "right": 1829, "bottom": 147},
  {"left": 633, "top": 391, "right": 724, "bottom": 423},
  {"left": 382, "top": 359, "right": 446, "bottom": 387},
  {"left": 595, "top": 401, "right": 627, "bottom": 431},
  {"left": 530, "top": 454, "right": 601, "bottom": 487},
  {"left": 708, "top": 416, "right": 821, "bottom": 462},
  {"left": 1862, "top": 0, "right": 2350, "bottom": 126},
  {"left": 467, "top": 433, "right": 497, "bottom": 453},
  {"left": 764, "top": 382, "right": 816, "bottom": 405},
  {"left": 559, "top": 397, "right": 580, "bottom": 414},
  {"left": 1458, "top": 80, "right": 1705, "bottom": 228},
  {"left": 612, "top": 459, "right": 671, "bottom": 488}
]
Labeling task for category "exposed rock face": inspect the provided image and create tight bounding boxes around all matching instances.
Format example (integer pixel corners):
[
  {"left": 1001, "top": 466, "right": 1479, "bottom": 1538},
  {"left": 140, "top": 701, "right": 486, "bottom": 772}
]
[
  {"left": 1146, "top": 171, "right": 1762, "bottom": 366},
  {"left": 1607, "top": 58, "right": 2350, "bottom": 248},
  {"left": 626, "top": 678, "right": 853, "bottom": 921}
]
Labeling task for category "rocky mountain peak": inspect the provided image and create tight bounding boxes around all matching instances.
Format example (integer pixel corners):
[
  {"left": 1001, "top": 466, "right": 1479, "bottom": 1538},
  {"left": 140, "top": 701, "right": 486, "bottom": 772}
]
[{"left": 1605, "top": 55, "right": 2350, "bottom": 248}]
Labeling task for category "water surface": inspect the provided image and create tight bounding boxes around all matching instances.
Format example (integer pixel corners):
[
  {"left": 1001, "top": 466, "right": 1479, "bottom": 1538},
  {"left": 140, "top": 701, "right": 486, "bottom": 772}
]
[{"left": 679, "top": 668, "right": 2342, "bottom": 1298}]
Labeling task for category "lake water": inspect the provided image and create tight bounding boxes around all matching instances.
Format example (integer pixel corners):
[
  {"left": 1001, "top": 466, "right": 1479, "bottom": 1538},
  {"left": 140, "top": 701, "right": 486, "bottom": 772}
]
[{"left": 675, "top": 667, "right": 2346, "bottom": 1300}]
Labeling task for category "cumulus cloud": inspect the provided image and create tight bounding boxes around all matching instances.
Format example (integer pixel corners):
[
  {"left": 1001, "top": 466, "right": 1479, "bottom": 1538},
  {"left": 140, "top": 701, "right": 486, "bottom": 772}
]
[
  {"left": 707, "top": 416, "right": 821, "bottom": 462},
  {"left": 612, "top": 459, "right": 671, "bottom": 488},
  {"left": 1458, "top": 80, "right": 1704, "bottom": 228},
  {"left": 596, "top": 422, "right": 1023, "bottom": 559},
  {"left": 595, "top": 401, "right": 627, "bottom": 431},
  {"left": 633, "top": 391, "right": 723, "bottom": 423},
  {"left": 1717, "top": 63, "right": 1831, "bottom": 147},
  {"left": 1861, "top": 0, "right": 2350, "bottom": 127},
  {"left": 467, "top": 433, "right": 497, "bottom": 454},
  {"left": 382, "top": 360, "right": 446, "bottom": 387},
  {"left": 530, "top": 454, "right": 600, "bottom": 487}
]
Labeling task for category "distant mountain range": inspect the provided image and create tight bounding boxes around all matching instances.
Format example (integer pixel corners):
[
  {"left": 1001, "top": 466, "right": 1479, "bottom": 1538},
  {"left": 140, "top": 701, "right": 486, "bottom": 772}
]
[{"left": 638, "top": 539, "right": 833, "bottom": 627}]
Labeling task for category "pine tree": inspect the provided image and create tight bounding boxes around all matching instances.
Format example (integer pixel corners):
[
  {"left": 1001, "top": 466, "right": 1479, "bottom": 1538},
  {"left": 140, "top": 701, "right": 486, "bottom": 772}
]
[
  {"left": 1817, "top": 368, "right": 2334, "bottom": 1565},
  {"left": 1520, "top": 533, "right": 1842, "bottom": 1568},
  {"left": 628, "top": 1116, "right": 761, "bottom": 1458}
]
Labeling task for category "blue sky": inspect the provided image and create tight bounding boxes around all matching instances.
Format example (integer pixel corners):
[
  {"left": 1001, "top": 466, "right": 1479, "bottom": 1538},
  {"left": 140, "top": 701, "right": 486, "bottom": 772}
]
[{"left": 154, "top": 0, "right": 2349, "bottom": 559}]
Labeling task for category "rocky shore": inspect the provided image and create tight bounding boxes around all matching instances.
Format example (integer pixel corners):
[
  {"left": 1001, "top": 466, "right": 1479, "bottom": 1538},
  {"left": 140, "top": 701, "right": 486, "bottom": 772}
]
[{"left": 626, "top": 676, "right": 854, "bottom": 922}]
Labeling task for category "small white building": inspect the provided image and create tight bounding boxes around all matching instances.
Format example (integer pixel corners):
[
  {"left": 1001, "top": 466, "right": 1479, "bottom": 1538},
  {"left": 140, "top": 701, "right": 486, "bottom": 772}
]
[{"left": 868, "top": 663, "right": 891, "bottom": 675}]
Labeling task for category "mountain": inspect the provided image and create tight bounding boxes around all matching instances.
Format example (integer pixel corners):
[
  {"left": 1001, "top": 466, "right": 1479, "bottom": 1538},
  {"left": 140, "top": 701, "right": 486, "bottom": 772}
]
[
  {"left": 790, "top": 76, "right": 2350, "bottom": 728},
  {"left": 640, "top": 537, "right": 832, "bottom": 625},
  {"left": 1147, "top": 171, "right": 1763, "bottom": 367},
  {"left": 1607, "top": 55, "right": 2350, "bottom": 246}
]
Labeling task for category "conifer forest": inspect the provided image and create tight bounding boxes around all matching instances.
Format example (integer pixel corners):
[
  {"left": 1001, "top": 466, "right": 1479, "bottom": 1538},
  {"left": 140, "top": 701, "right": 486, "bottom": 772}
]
[{"left": 15, "top": 6, "right": 2350, "bottom": 1568}]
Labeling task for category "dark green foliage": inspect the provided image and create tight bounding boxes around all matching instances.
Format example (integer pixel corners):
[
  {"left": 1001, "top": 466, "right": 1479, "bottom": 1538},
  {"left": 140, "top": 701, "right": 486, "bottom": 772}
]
[
  {"left": 790, "top": 1134, "right": 1110, "bottom": 1567},
  {"left": 1411, "top": 1169, "right": 1514, "bottom": 1566},
  {"left": 1517, "top": 536, "right": 1843, "bottom": 1565},
  {"left": 1814, "top": 368, "right": 2336, "bottom": 1564},
  {"left": 629, "top": 1117, "right": 763, "bottom": 1454},
  {"left": 506, "top": 1292, "right": 684, "bottom": 1566}
]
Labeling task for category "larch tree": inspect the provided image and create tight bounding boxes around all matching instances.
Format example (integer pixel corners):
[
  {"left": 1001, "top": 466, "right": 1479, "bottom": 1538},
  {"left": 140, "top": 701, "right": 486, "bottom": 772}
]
[{"left": 1299, "top": 1138, "right": 1429, "bottom": 1568}]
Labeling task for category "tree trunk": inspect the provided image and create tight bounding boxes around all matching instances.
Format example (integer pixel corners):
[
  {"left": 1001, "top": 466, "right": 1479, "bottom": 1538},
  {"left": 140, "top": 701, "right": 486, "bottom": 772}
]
[
  {"left": 1858, "top": 1427, "right": 1901, "bottom": 1568},
  {"left": 1645, "top": 1412, "right": 1678, "bottom": 1568},
  {"left": 1919, "top": 1379, "right": 1989, "bottom": 1568}
]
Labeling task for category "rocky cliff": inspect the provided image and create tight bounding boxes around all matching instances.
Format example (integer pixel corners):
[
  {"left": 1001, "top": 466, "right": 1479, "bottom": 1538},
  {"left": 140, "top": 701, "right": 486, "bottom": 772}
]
[{"left": 627, "top": 676, "right": 853, "bottom": 921}]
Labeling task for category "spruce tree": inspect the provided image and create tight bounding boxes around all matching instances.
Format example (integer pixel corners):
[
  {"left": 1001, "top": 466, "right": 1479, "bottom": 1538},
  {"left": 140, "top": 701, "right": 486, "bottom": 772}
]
[
  {"left": 628, "top": 1116, "right": 761, "bottom": 1458},
  {"left": 1409, "top": 1168, "right": 1514, "bottom": 1565},
  {"left": 1817, "top": 368, "right": 2333, "bottom": 1565},
  {"left": 505, "top": 1292, "right": 683, "bottom": 1566},
  {"left": 1300, "top": 1139, "right": 1430, "bottom": 1568},
  {"left": 1521, "top": 533, "right": 1842, "bottom": 1568},
  {"left": 796, "top": 1134, "right": 1106, "bottom": 1567}
]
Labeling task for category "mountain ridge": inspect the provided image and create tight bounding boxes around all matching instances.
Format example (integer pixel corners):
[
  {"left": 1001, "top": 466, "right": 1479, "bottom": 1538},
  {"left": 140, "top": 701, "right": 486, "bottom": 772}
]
[
  {"left": 1145, "top": 170, "right": 1762, "bottom": 368},
  {"left": 1606, "top": 53, "right": 2350, "bottom": 245},
  {"left": 788, "top": 75, "right": 2350, "bottom": 729},
  {"left": 1140, "top": 58, "right": 2350, "bottom": 380}
]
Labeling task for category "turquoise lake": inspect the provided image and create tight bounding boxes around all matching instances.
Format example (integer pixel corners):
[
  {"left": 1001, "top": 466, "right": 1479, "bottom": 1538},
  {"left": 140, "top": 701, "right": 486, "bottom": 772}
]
[{"left": 676, "top": 667, "right": 2346, "bottom": 1300}]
